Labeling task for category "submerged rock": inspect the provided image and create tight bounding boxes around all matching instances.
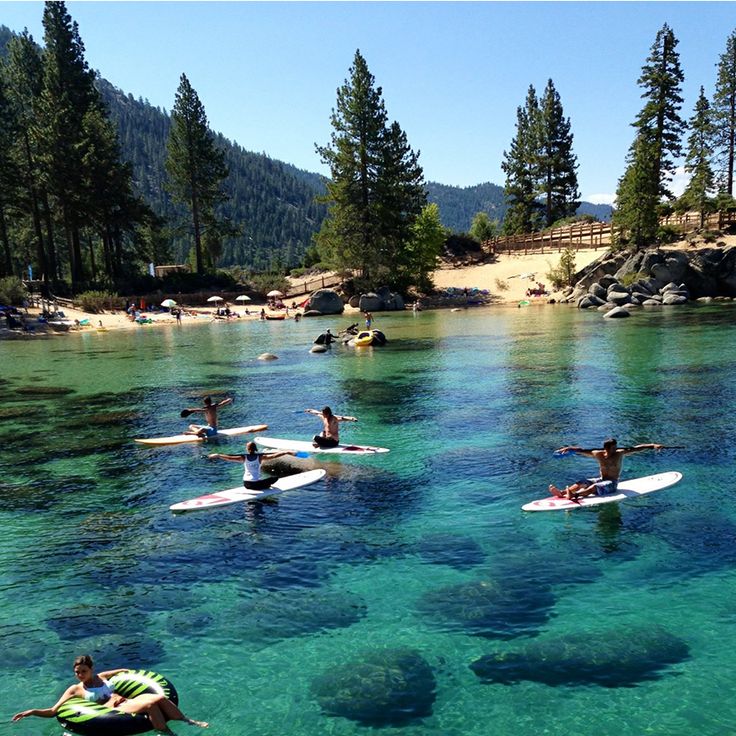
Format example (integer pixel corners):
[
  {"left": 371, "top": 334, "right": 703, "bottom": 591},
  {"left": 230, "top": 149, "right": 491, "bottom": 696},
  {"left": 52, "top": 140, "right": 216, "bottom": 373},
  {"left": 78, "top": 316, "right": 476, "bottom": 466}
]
[
  {"left": 603, "top": 306, "right": 630, "bottom": 319},
  {"left": 470, "top": 626, "right": 689, "bottom": 687},
  {"left": 416, "top": 578, "right": 555, "bottom": 638},
  {"left": 257, "top": 353, "right": 278, "bottom": 360},
  {"left": 415, "top": 533, "right": 486, "bottom": 569},
  {"left": 312, "top": 648, "right": 436, "bottom": 725}
]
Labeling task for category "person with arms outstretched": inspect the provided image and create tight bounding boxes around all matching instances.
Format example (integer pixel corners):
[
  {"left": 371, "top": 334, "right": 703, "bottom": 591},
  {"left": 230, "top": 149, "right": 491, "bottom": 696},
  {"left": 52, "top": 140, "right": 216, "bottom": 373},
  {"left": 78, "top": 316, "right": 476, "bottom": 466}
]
[
  {"left": 305, "top": 406, "right": 357, "bottom": 448},
  {"left": 550, "top": 438, "right": 664, "bottom": 500},
  {"left": 182, "top": 396, "right": 233, "bottom": 438},
  {"left": 208, "top": 441, "right": 297, "bottom": 490},
  {"left": 12, "top": 654, "right": 207, "bottom": 733}
]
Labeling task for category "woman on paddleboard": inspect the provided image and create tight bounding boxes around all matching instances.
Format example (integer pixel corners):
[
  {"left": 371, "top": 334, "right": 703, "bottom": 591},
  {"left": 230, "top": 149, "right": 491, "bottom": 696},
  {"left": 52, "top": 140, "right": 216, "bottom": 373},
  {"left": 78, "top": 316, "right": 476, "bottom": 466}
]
[
  {"left": 209, "top": 441, "right": 296, "bottom": 490},
  {"left": 305, "top": 407, "right": 357, "bottom": 449},
  {"left": 11, "top": 654, "right": 208, "bottom": 732}
]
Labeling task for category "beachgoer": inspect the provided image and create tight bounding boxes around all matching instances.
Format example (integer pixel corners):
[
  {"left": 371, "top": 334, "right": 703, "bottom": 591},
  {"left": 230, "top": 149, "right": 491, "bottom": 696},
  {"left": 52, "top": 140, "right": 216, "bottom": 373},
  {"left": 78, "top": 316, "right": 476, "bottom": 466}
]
[
  {"left": 305, "top": 406, "right": 357, "bottom": 448},
  {"left": 549, "top": 438, "right": 665, "bottom": 500},
  {"left": 294, "top": 312, "right": 301, "bottom": 322},
  {"left": 260, "top": 308, "right": 266, "bottom": 320},
  {"left": 183, "top": 396, "right": 233, "bottom": 437},
  {"left": 314, "top": 329, "right": 334, "bottom": 347},
  {"left": 11, "top": 654, "right": 207, "bottom": 732},
  {"left": 175, "top": 308, "right": 182, "bottom": 324},
  {"left": 208, "top": 441, "right": 297, "bottom": 490},
  {"left": 364, "top": 311, "right": 372, "bottom": 329}
]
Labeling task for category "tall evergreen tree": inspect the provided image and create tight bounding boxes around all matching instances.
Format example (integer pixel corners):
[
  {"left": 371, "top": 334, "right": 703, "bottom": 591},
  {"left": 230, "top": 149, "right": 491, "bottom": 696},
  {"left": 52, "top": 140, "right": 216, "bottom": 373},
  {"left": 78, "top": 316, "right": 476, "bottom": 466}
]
[
  {"left": 632, "top": 23, "right": 686, "bottom": 198},
  {"left": 680, "top": 87, "right": 716, "bottom": 227},
  {"left": 165, "top": 73, "right": 228, "bottom": 275},
  {"left": 537, "top": 79, "right": 579, "bottom": 226},
  {"left": 0, "top": 60, "right": 19, "bottom": 276},
  {"left": 502, "top": 85, "right": 542, "bottom": 234},
  {"left": 4, "top": 31, "right": 53, "bottom": 285},
  {"left": 407, "top": 203, "right": 445, "bottom": 293},
  {"left": 712, "top": 30, "right": 736, "bottom": 195},
  {"left": 614, "top": 24, "right": 685, "bottom": 248},
  {"left": 36, "top": 0, "right": 99, "bottom": 288},
  {"left": 316, "top": 50, "right": 388, "bottom": 278},
  {"left": 316, "top": 50, "right": 425, "bottom": 286}
]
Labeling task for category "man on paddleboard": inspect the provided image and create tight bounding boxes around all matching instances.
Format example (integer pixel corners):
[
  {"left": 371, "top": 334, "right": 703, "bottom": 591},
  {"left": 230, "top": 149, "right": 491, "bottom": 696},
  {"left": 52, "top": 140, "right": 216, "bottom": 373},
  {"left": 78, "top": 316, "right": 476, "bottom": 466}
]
[
  {"left": 183, "top": 396, "right": 233, "bottom": 438},
  {"left": 305, "top": 406, "right": 357, "bottom": 448},
  {"left": 550, "top": 438, "right": 664, "bottom": 500},
  {"left": 208, "top": 441, "right": 297, "bottom": 490}
]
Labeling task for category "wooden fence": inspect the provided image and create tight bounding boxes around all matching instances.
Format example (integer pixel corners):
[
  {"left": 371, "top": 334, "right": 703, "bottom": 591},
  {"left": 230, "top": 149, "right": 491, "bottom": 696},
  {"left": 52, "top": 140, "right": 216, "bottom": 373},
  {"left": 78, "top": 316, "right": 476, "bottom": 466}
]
[
  {"left": 285, "top": 273, "right": 345, "bottom": 298},
  {"left": 484, "top": 209, "right": 736, "bottom": 256}
]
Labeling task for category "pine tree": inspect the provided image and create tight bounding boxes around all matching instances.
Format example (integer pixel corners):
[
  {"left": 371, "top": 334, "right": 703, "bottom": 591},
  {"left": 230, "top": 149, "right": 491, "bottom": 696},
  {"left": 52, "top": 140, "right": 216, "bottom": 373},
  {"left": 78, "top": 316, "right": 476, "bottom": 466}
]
[
  {"left": 316, "top": 50, "right": 388, "bottom": 279},
  {"left": 407, "top": 203, "right": 445, "bottom": 292},
  {"left": 712, "top": 30, "right": 736, "bottom": 195},
  {"left": 36, "top": 0, "right": 99, "bottom": 288},
  {"left": 165, "top": 73, "right": 228, "bottom": 274},
  {"left": 537, "top": 79, "right": 579, "bottom": 226},
  {"left": 502, "top": 85, "right": 542, "bottom": 234},
  {"left": 633, "top": 23, "right": 686, "bottom": 198},
  {"left": 613, "top": 129, "right": 660, "bottom": 248},
  {"left": 469, "top": 211, "right": 498, "bottom": 242},
  {"left": 680, "top": 87, "right": 716, "bottom": 227},
  {"left": 0, "top": 60, "right": 19, "bottom": 276}
]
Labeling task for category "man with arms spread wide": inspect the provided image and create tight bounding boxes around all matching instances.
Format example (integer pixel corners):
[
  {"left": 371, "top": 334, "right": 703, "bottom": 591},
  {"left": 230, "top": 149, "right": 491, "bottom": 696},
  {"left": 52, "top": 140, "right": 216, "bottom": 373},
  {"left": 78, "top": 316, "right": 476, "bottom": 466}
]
[
  {"left": 550, "top": 438, "right": 664, "bottom": 500},
  {"left": 183, "top": 396, "right": 233, "bottom": 438}
]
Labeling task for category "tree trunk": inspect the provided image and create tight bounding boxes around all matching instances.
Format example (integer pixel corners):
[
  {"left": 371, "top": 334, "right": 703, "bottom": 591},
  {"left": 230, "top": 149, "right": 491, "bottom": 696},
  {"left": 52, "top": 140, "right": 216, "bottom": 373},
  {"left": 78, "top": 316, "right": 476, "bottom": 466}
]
[
  {"left": 22, "top": 133, "right": 48, "bottom": 289},
  {"left": 42, "top": 193, "right": 58, "bottom": 283},
  {"left": 0, "top": 204, "right": 12, "bottom": 277},
  {"left": 87, "top": 232, "right": 96, "bottom": 281}
]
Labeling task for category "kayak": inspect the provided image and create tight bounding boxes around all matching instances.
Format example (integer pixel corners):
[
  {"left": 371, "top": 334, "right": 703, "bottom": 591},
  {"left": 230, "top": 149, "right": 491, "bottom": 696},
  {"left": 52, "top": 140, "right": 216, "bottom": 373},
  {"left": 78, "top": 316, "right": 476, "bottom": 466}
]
[
  {"left": 170, "top": 469, "right": 327, "bottom": 512},
  {"left": 135, "top": 424, "right": 268, "bottom": 446},
  {"left": 521, "top": 472, "right": 683, "bottom": 511},
  {"left": 256, "top": 436, "right": 390, "bottom": 455}
]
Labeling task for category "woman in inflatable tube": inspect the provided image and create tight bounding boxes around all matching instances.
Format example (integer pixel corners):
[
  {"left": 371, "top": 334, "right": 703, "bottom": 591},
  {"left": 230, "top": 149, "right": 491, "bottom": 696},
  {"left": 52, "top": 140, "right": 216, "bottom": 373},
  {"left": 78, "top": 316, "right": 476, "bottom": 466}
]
[{"left": 12, "top": 654, "right": 208, "bottom": 735}]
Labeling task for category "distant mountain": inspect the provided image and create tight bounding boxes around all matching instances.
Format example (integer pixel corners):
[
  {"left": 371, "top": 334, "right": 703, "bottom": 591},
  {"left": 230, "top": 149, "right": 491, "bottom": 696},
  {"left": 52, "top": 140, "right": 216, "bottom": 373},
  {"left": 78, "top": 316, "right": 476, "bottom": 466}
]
[{"left": 427, "top": 180, "right": 612, "bottom": 232}]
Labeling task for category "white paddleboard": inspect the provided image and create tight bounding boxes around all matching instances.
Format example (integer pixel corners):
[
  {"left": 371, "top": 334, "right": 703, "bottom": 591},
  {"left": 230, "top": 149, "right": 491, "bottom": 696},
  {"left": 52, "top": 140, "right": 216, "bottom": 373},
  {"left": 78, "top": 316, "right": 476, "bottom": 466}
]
[
  {"left": 170, "top": 469, "right": 327, "bottom": 512},
  {"left": 522, "top": 471, "right": 683, "bottom": 511},
  {"left": 255, "top": 436, "right": 390, "bottom": 455},
  {"left": 135, "top": 424, "right": 268, "bottom": 446}
]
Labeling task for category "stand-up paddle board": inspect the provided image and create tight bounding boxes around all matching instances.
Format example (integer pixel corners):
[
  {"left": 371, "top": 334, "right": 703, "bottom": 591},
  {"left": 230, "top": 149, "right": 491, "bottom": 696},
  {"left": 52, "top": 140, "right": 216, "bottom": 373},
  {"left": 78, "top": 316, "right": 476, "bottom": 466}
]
[
  {"left": 255, "top": 436, "right": 389, "bottom": 455},
  {"left": 135, "top": 424, "right": 268, "bottom": 446},
  {"left": 170, "top": 468, "right": 327, "bottom": 512},
  {"left": 522, "top": 471, "right": 682, "bottom": 511}
]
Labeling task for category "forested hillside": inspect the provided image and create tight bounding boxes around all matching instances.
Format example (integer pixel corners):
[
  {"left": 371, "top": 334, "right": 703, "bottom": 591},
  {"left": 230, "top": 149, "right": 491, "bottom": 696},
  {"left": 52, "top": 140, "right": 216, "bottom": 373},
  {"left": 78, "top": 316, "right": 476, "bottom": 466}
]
[
  {"left": 97, "top": 79, "right": 328, "bottom": 270},
  {"left": 426, "top": 180, "right": 611, "bottom": 232}
]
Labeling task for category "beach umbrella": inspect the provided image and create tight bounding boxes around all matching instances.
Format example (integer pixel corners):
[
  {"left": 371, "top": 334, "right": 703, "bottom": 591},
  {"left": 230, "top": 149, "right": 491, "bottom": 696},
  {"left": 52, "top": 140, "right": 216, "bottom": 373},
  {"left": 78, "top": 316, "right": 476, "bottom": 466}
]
[
  {"left": 160, "top": 299, "right": 177, "bottom": 308},
  {"left": 207, "top": 296, "right": 223, "bottom": 302},
  {"left": 267, "top": 290, "right": 284, "bottom": 298},
  {"left": 235, "top": 295, "right": 251, "bottom": 302}
]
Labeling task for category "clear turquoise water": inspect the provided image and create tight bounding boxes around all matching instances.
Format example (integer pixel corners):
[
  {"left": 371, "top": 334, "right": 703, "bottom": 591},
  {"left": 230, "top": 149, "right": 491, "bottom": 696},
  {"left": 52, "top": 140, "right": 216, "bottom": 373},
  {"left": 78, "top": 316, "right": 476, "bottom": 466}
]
[{"left": 2, "top": 305, "right": 736, "bottom": 736}]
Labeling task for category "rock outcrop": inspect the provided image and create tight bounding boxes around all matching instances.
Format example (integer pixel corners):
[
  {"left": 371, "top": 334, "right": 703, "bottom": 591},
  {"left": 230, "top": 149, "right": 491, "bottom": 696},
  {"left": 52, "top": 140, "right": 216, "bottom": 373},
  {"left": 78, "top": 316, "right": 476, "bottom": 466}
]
[{"left": 307, "top": 289, "right": 344, "bottom": 315}]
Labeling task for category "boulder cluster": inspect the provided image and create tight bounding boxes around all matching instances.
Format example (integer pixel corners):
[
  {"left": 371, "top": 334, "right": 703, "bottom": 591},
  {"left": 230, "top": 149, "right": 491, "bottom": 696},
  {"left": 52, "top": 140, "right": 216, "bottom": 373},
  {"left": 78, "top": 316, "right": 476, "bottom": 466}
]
[
  {"left": 563, "top": 245, "right": 736, "bottom": 317},
  {"left": 350, "top": 286, "right": 405, "bottom": 312}
]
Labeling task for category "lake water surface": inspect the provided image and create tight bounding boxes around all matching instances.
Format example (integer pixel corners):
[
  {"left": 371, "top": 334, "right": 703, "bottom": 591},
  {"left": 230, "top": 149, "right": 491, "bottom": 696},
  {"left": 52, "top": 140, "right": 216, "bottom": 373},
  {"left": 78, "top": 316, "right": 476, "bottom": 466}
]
[{"left": 2, "top": 304, "right": 736, "bottom": 736}]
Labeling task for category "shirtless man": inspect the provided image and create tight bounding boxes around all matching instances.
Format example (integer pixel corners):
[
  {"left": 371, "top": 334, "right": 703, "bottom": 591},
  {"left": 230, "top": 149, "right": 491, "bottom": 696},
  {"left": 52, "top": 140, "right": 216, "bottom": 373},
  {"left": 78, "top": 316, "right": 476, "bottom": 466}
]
[
  {"left": 182, "top": 396, "right": 233, "bottom": 438},
  {"left": 550, "top": 438, "right": 664, "bottom": 500},
  {"left": 305, "top": 406, "right": 357, "bottom": 448}
]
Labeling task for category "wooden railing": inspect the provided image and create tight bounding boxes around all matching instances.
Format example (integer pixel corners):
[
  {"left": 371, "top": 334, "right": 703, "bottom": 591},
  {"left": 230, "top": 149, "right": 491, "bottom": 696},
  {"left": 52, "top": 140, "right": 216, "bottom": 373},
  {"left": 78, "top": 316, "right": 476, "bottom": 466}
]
[
  {"left": 660, "top": 210, "right": 736, "bottom": 229},
  {"left": 285, "top": 272, "right": 346, "bottom": 297},
  {"left": 486, "top": 221, "right": 612, "bottom": 255}
]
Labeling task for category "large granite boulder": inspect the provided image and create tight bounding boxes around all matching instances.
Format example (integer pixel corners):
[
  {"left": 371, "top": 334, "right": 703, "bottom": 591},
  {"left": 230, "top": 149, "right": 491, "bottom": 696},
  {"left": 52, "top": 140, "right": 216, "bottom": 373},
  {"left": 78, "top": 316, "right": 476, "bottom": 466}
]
[
  {"left": 662, "top": 293, "right": 688, "bottom": 305},
  {"left": 604, "top": 306, "right": 631, "bottom": 318},
  {"left": 589, "top": 282, "right": 608, "bottom": 301},
  {"left": 308, "top": 289, "right": 344, "bottom": 315},
  {"left": 358, "top": 292, "right": 383, "bottom": 312}
]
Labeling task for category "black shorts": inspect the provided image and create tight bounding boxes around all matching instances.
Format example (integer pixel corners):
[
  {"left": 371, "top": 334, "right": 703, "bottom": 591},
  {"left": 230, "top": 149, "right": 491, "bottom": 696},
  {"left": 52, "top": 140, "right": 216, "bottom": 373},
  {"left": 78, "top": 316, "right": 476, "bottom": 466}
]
[
  {"left": 243, "top": 477, "right": 278, "bottom": 490},
  {"left": 313, "top": 435, "right": 339, "bottom": 448}
]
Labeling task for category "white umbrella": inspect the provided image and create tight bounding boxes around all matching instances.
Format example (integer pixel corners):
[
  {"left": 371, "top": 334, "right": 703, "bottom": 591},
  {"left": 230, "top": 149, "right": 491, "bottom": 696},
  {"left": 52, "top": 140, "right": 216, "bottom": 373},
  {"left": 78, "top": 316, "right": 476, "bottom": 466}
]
[
  {"left": 235, "top": 295, "right": 251, "bottom": 302},
  {"left": 206, "top": 295, "right": 223, "bottom": 302},
  {"left": 267, "top": 290, "right": 284, "bottom": 298},
  {"left": 160, "top": 299, "right": 177, "bottom": 308}
]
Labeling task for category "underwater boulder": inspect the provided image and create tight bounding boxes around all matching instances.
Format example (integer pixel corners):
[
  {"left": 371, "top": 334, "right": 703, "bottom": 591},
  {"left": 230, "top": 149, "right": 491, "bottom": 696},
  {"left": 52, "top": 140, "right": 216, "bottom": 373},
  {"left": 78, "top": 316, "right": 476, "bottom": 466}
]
[
  {"left": 470, "top": 626, "right": 689, "bottom": 687},
  {"left": 312, "top": 648, "right": 436, "bottom": 725}
]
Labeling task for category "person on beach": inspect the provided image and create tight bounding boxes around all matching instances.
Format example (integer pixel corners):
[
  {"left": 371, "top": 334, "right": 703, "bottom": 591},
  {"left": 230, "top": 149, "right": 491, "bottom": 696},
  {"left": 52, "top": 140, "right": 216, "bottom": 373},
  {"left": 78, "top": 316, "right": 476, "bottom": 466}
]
[
  {"left": 305, "top": 406, "right": 357, "bottom": 448},
  {"left": 549, "top": 438, "right": 665, "bottom": 500},
  {"left": 183, "top": 396, "right": 233, "bottom": 437},
  {"left": 11, "top": 654, "right": 208, "bottom": 733},
  {"left": 208, "top": 441, "right": 297, "bottom": 490},
  {"left": 364, "top": 311, "right": 373, "bottom": 329}
]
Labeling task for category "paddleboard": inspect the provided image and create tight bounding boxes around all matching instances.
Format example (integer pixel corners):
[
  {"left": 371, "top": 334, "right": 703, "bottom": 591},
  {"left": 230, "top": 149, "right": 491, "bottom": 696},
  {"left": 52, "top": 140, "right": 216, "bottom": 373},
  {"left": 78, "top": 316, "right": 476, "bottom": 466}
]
[
  {"left": 521, "top": 471, "right": 682, "bottom": 511},
  {"left": 170, "top": 468, "right": 327, "bottom": 512},
  {"left": 135, "top": 424, "right": 268, "bottom": 446},
  {"left": 255, "top": 436, "right": 390, "bottom": 455}
]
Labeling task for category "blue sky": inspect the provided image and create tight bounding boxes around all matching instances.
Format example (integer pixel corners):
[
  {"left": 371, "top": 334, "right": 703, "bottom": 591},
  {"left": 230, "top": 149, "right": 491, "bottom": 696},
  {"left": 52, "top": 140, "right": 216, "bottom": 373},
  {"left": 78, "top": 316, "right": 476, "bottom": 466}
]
[{"left": 2, "top": 2, "right": 734, "bottom": 203}]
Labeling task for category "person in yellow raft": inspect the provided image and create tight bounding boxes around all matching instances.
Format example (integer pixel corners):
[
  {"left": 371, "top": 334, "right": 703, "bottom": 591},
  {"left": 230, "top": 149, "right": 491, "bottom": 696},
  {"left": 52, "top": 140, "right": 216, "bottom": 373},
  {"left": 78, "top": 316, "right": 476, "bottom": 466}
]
[
  {"left": 305, "top": 406, "right": 357, "bottom": 448},
  {"left": 12, "top": 654, "right": 208, "bottom": 732},
  {"left": 549, "top": 438, "right": 665, "bottom": 500}
]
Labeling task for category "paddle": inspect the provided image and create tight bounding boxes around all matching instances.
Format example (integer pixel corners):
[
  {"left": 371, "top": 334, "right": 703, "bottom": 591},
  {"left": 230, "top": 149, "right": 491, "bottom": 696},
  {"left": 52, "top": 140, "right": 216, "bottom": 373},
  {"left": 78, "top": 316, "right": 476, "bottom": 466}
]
[
  {"left": 295, "top": 451, "right": 310, "bottom": 458},
  {"left": 553, "top": 449, "right": 577, "bottom": 458},
  {"left": 180, "top": 409, "right": 194, "bottom": 418}
]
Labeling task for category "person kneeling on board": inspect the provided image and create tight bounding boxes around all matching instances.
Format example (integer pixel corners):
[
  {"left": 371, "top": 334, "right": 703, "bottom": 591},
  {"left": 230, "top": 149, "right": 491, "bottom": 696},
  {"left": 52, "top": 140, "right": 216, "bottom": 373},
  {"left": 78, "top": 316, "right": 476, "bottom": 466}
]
[
  {"left": 208, "top": 441, "right": 296, "bottom": 490},
  {"left": 549, "top": 437, "right": 664, "bottom": 500},
  {"left": 305, "top": 406, "right": 357, "bottom": 449},
  {"left": 182, "top": 396, "right": 233, "bottom": 438}
]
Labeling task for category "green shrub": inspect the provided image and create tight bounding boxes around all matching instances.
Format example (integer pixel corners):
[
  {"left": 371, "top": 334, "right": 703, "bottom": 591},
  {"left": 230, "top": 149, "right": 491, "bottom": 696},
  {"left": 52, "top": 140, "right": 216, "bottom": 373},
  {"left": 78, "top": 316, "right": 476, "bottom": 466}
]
[
  {"left": 620, "top": 271, "right": 648, "bottom": 288},
  {"left": 494, "top": 278, "right": 509, "bottom": 292},
  {"left": 0, "top": 277, "right": 27, "bottom": 306},
  {"left": 546, "top": 248, "right": 577, "bottom": 289},
  {"left": 702, "top": 230, "right": 720, "bottom": 244},
  {"left": 249, "top": 273, "right": 290, "bottom": 297},
  {"left": 657, "top": 225, "right": 682, "bottom": 244},
  {"left": 76, "top": 290, "right": 126, "bottom": 313}
]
